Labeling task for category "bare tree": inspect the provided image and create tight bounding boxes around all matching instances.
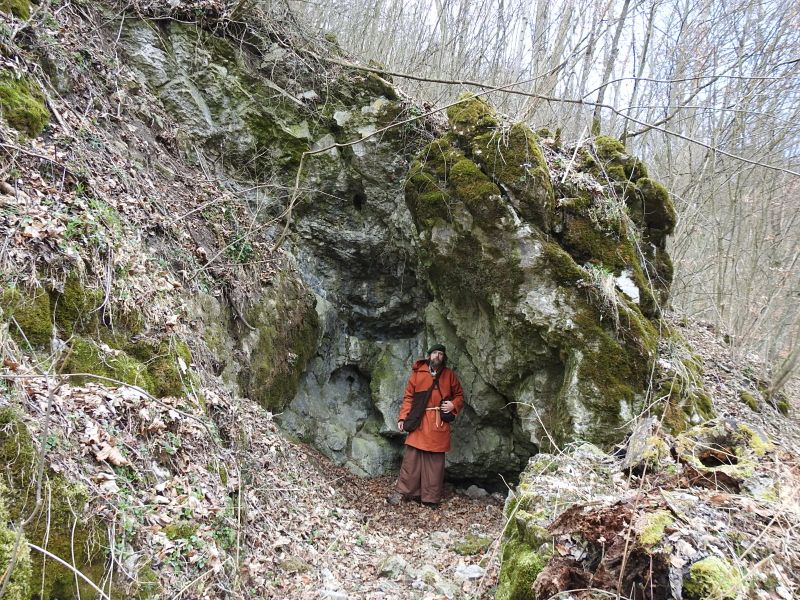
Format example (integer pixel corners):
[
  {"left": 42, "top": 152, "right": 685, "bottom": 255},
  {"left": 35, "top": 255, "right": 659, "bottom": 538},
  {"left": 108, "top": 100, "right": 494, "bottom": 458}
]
[{"left": 291, "top": 0, "right": 800, "bottom": 387}]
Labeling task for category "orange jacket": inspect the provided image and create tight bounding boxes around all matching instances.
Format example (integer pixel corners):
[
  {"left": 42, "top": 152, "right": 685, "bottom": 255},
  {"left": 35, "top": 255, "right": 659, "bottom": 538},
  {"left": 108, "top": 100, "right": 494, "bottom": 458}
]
[{"left": 399, "top": 359, "right": 465, "bottom": 453}]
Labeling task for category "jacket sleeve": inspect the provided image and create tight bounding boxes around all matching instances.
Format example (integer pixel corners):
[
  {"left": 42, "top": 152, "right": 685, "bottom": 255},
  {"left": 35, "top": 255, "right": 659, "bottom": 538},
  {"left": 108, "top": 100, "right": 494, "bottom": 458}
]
[
  {"left": 398, "top": 372, "right": 416, "bottom": 421},
  {"left": 449, "top": 371, "right": 465, "bottom": 416}
]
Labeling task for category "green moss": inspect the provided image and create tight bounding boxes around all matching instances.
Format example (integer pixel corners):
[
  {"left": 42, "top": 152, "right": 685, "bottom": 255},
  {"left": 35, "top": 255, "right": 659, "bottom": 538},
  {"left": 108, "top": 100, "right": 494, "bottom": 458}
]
[
  {"left": 0, "top": 480, "right": 32, "bottom": 600},
  {"left": 661, "top": 392, "right": 688, "bottom": 433},
  {"left": 240, "top": 278, "right": 319, "bottom": 412},
  {"left": 561, "top": 215, "right": 630, "bottom": 271},
  {"left": 246, "top": 111, "right": 309, "bottom": 170},
  {"left": 541, "top": 242, "right": 585, "bottom": 286},
  {"left": 513, "top": 511, "right": 551, "bottom": 548},
  {"left": 454, "top": 534, "right": 492, "bottom": 556},
  {"left": 777, "top": 398, "right": 790, "bottom": 415},
  {"left": 637, "top": 510, "right": 673, "bottom": 546},
  {"left": 133, "top": 565, "right": 161, "bottom": 600},
  {"left": 0, "top": 407, "right": 107, "bottom": 599},
  {"left": 653, "top": 247, "right": 674, "bottom": 296},
  {"left": 52, "top": 274, "right": 103, "bottom": 334},
  {"left": 557, "top": 196, "right": 592, "bottom": 212},
  {"left": 683, "top": 556, "right": 742, "bottom": 599},
  {"left": 0, "top": 0, "right": 30, "bottom": 18},
  {"left": 124, "top": 337, "right": 191, "bottom": 397},
  {"left": 594, "top": 135, "right": 626, "bottom": 158},
  {"left": 585, "top": 136, "right": 647, "bottom": 185},
  {"left": 496, "top": 538, "right": 552, "bottom": 600},
  {"left": 448, "top": 158, "right": 506, "bottom": 225},
  {"left": 0, "top": 71, "right": 48, "bottom": 137},
  {"left": 425, "top": 231, "right": 524, "bottom": 307},
  {"left": 636, "top": 178, "right": 677, "bottom": 237},
  {"left": 472, "top": 123, "right": 555, "bottom": 231},
  {"left": 405, "top": 165, "right": 452, "bottom": 226},
  {"left": 364, "top": 72, "right": 398, "bottom": 100},
  {"left": 60, "top": 336, "right": 155, "bottom": 393},
  {"left": 447, "top": 93, "right": 498, "bottom": 138},
  {"left": 738, "top": 390, "right": 759, "bottom": 411},
  {"left": 279, "top": 557, "right": 309, "bottom": 573},
  {"left": 737, "top": 423, "right": 772, "bottom": 456},
  {"left": 694, "top": 390, "right": 714, "bottom": 419},
  {"left": 164, "top": 522, "right": 198, "bottom": 540},
  {"left": 0, "top": 286, "right": 53, "bottom": 347},
  {"left": 640, "top": 435, "right": 671, "bottom": 470}
]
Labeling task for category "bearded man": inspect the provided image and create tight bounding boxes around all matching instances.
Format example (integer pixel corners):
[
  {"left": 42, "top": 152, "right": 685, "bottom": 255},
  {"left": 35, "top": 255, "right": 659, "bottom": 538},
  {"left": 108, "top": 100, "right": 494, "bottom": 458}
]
[{"left": 387, "top": 344, "right": 464, "bottom": 508}]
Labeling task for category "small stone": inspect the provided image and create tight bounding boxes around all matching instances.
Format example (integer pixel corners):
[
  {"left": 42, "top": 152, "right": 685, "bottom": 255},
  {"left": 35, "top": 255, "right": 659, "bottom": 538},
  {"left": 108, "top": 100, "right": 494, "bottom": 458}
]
[
  {"left": 299, "top": 90, "right": 320, "bottom": 102},
  {"left": 377, "top": 554, "right": 409, "bottom": 579},
  {"left": 333, "top": 110, "right": 351, "bottom": 126},
  {"left": 429, "top": 531, "right": 451, "bottom": 548},
  {"left": 321, "top": 591, "right": 348, "bottom": 600},
  {"left": 465, "top": 485, "right": 488, "bottom": 499},
  {"left": 455, "top": 564, "right": 485, "bottom": 580}
]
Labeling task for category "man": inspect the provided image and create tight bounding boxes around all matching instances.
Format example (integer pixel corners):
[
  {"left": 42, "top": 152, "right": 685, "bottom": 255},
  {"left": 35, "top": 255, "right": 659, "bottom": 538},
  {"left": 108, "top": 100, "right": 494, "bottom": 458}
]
[{"left": 388, "top": 344, "right": 464, "bottom": 507}]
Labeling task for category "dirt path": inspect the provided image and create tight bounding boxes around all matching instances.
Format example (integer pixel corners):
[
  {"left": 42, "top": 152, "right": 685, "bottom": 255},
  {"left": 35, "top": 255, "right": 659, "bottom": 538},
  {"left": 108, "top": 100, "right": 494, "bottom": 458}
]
[{"left": 300, "top": 451, "right": 507, "bottom": 599}]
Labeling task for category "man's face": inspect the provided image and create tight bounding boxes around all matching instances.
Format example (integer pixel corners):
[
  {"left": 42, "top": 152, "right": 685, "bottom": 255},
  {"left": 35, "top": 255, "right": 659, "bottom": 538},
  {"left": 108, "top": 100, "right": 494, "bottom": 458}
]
[{"left": 429, "top": 351, "right": 444, "bottom": 368}]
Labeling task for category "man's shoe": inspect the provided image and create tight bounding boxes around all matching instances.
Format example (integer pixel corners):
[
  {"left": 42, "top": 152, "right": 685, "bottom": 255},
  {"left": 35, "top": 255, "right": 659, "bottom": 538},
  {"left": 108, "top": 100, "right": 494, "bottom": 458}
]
[{"left": 422, "top": 501, "right": 440, "bottom": 509}]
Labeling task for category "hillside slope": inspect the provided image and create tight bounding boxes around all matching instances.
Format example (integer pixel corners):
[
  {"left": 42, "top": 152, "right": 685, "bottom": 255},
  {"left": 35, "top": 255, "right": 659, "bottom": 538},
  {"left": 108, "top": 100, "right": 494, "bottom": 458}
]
[{"left": 1, "top": 1, "right": 797, "bottom": 599}]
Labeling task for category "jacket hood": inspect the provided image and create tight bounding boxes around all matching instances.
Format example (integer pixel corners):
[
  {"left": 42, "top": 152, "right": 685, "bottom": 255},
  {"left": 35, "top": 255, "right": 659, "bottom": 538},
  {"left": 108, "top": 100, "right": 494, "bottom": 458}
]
[
  {"left": 412, "top": 359, "right": 430, "bottom": 371},
  {"left": 412, "top": 358, "right": 447, "bottom": 371}
]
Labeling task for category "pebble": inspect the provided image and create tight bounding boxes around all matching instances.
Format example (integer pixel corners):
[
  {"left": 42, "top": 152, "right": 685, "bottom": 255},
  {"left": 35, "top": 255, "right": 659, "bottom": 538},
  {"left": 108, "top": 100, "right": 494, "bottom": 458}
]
[
  {"left": 465, "top": 485, "right": 488, "bottom": 499},
  {"left": 455, "top": 564, "right": 485, "bottom": 580}
]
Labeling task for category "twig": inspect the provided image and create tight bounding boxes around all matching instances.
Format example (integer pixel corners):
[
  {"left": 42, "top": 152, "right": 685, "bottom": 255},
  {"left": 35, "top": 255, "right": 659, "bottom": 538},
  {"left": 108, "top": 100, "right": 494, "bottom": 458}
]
[
  {"left": 310, "top": 54, "right": 799, "bottom": 177},
  {"left": 26, "top": 542, "right": 112, "bottom": 600}
]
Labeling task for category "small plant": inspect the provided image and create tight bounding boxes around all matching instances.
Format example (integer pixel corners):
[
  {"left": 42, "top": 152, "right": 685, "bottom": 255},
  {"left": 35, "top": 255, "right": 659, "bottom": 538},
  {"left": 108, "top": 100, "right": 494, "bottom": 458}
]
[
  {"left": 583, "top": 263, "right": 620, "bottom": 332},
  {"left": 225, "top": 236, "right": 254, "bottom": 263}
]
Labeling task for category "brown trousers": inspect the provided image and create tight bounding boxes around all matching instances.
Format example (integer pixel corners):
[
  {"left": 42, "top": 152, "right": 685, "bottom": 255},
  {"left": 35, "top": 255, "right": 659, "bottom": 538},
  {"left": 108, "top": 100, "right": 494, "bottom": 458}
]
[{"left": 396, "top": 445, "right": 445, "bottom": 503}]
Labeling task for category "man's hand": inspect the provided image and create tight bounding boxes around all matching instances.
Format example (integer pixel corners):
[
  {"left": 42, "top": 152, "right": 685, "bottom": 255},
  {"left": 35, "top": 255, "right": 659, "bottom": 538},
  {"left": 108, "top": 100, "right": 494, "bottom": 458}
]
[
  {"left": 397, "top": 420, "right": 404, "bottom": 432},
  {"left": 441, "top": 400, "right": 455, "bottom": 413}
]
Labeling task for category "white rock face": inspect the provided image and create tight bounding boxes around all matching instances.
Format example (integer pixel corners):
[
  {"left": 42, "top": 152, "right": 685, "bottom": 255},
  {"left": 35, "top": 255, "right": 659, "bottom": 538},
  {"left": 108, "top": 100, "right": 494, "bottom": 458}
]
[{"left": 615, "top": 269, "right": 640, "bottom": 303}]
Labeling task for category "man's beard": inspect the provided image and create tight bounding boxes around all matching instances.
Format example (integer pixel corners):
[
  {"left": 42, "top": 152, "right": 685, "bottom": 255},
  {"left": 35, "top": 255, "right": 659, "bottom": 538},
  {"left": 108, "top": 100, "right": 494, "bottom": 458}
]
[{"left": 429, "top": 356, "right": 443, "bottom": 369}]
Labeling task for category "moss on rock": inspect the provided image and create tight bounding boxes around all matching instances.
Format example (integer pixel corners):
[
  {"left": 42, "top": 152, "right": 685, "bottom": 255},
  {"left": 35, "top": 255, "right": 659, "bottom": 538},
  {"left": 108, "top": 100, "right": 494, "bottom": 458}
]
[
  {"left": 0, "top": 71, "right": 49, "bottom": 137},
  {"left": 776, "top": 398, "right": 790, "bottom": 415},
  {"left": 683, "top": 555, "right": 742, "bottom": 599},
  {"left": 637, "top": 510, "right": 673, "bottom": 546},
  {"left": 739, "top": 390, "right": 758, "bottom": 412},
  {"left": 453, "top": 534, "right": 492, "bottom": 556},
  {"left": 60, "top": 336, "right": 155, "bottom": 393},
  {"left": 0, "top": 0, "right": 30, "bottom": 18},
  {"left": 447, "top": 93, "right": 498, "bottom": 139},
  {"left": 0, "top": 407, "right": 107, "bottom": 599},
  {"left": 636, "top": 178, "right": 677, "bottom": 239},
  {"left": 405, "top": 139, "right": 466, "bottom": 227},
  {"left": 676, "top": 419, "right": 772, "bottom": 486},
  {"left": 588, "top": 135, "right": 648, "bottom": 183},
  {"left": 0, "top": 286, "right": 53, "bottom": 347},
  {"left": 472, "top": 123, "right": 555, "bottom": 231},
  {"left": 0, "top": 480, "right": 32, "bottom": 600},
  {"left": 52, "top": 274, "right": 104, "bottom": 334},
  {"left": 124, "top": 337, "right": 191, "bottom": 397},
  {"left": 447, "top": 158, "right": 507, "bottom": 226},
  {"left": 424, "top": 230, "right": 524, "bottom": 308},
  {"left": 496, "top": 538, "right": 552, "bottom": 600},
  {"left": 240, "top": 277, "right": 319, "bottom": 412}
]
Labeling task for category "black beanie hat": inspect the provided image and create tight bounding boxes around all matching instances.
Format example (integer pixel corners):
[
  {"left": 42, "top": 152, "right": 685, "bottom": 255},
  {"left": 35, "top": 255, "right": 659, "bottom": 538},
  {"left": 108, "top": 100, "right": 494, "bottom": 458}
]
[{"left": 427, "top": 344, "right": 446, "bottom": 355}]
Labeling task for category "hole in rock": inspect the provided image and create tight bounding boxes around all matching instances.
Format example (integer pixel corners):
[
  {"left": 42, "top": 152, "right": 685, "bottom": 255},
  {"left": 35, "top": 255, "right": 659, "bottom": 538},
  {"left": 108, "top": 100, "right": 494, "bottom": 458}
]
[
  {"left": 698, "top": 445, "right": 738, "bottom": 467},
  {"left": 352, "top": 190, "right": 366, "bottom": 211}
]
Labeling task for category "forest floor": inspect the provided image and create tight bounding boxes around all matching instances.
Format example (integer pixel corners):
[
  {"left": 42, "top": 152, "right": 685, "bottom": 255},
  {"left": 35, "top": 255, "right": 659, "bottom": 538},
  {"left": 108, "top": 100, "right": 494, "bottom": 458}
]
[{"left": 3, "top": 310, "right": 798, "bottom": 600}]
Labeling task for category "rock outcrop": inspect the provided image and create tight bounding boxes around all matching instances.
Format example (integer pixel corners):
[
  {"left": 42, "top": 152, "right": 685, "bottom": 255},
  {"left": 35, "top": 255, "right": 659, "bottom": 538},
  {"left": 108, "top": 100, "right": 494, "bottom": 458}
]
[
  {"left": 110, "top": 13, "right": 686, "bottom": 481},
  {"left": 498, "top": 418, "right": 790, "bottom": 599},
  {"left": 4, "top": 1, "right": 688, "bottom": 484}
]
